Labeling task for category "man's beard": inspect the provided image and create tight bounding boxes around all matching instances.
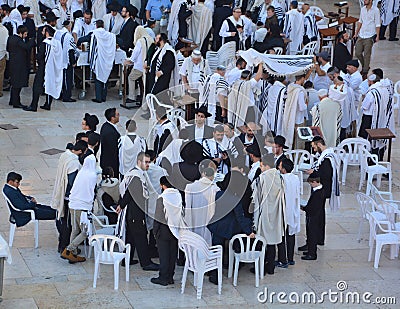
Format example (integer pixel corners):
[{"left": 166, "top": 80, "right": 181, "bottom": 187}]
[{"left": 156, "top": 42, "right": 161, "bottom": 47}]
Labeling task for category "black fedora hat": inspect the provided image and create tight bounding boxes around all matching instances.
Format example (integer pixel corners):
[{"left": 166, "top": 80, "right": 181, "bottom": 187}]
[
  {"left": 194, "top": 105, "right": 212, "bottom": 118},
  {"left": 274, "top": 135, "right": 289, "bottom": 149},
  {"left": 45, "top": 11, "right": 59, "bottom": 22},
  {"left": 107, "top": 1, "right": 122, "bottom": 12}
]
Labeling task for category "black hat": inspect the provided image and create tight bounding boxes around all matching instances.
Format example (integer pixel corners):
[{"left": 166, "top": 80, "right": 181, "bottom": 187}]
[
  {"left": 274, "top": 135, "right": 288, "bottom": 149},
  {"left": 1, "top": 4, "right": 11, "bottom": 12},
  {"left": 194, "top": 106, "right": 212, "bottom": 118},
  {"left": 308, "top": 170, "right": 321, "bottom": 180},
  {"left": 62, "top": 19, "right": 71, "bottom": 26},
  {"left": 126, "top": 4, "right": 138, "bottom": 17},
  {"left": 346, "top": 59, "right": 359, "bottom": 68},
  {"left": 17, "top": 5, "right": 30, "bottom": 13},
  {"left": 45, "top": 11, "right": 59, "bottom": 22},
  {"left": 84, "top": 113, "right": 99, "bottom": 130},
  {"left": 311, "top": 135, "right": 324, "bottom": 143},
  {"left": 246, "top": 143, "right": 261, "bottom": 157},
  {"left": 180, "top": 140, "right": 205, "bottom": 164},
  {"left": 107, "top": 1, "right": 122, "bottom": 12}
]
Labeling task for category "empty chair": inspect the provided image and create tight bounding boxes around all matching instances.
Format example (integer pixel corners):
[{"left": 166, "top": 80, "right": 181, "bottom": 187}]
[
  {"left": 179, "top": 230, "right": 223, "bottom": 299},
  {"left": 337, "top": 138, "right": 371, "bottom": 185},
  {"left": 89, "top": 234, "right": 131, "bottom": 290},
  {"left": 367, "top": 212, "right": 400, "bottom": 269},
  {"left": 359, "top": 149, "right": 392, "bottom": 196},
  {"left": 285, "top": 149, "right": 313, "bottom": 194},
  {"left": 228, "top": 234, "right": 266, "bottom": 287},
  {"left": 85, "top": 212, "right": 116, "bottom": 258},
  {"left": 297, "top": 41, "right": 318, "bottom": 55},
  {"left": 2, "top": 191, "right": 39, "bottom": 248}
]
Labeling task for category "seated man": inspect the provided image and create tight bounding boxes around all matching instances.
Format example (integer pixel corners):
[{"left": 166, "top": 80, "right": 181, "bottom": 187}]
[{"left": 3, "top": 172, "right": 57, "bottom": 227}]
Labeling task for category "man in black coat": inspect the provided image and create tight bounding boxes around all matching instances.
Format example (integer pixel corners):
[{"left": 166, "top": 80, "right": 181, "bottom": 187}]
[
  {"left": 3, "top": 172, "right": 56, "bottom": 227},
  {"left": 333, "top": 31, "right": 352, "bottom": 74},
  {"left": 100, "top": 108, "right": 121, "bottom": 178},
  {"left": 185, "top": 106, "right": 214, "bottom": 144},
  {"left": 6, "top": 25, "right": 35, "bottom": 108},
  {"left": 212, "top": 0, "right": 232, "bottom": 50},
  {"left": 117, "top": 4, "right": 139, "bottom": 54}
]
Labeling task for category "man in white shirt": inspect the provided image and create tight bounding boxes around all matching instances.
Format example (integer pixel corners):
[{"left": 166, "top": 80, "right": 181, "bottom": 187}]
[
  {"left": 53, "top": 0, "right": 70, "bottom": 30},
  {"left": 343, "top": 59, "right": 363, "bottom": 107},
  {"left": 219, "top": 7, "right": 247, "bottom": 50},
  {"left": 302, "top": 3, "right": 318, "bottom": 45},
  {"left": 103, "top": 2, "right": 123, "bottom": 35},
  {"left": 0, "top": 20, "right": 8, "bottom": 97},
  {"left": 72, "top": 10, "right": 96, "bottom": 42},
  {"left": 312, "top": 52, "right": 332, "bottom": 91},
  {"left": 179, "top": 49, "right": 211, "bottom": 91},
  {"left": 358, "top": 74, "right": 380, "bottom": 138},
  {"left": 225, "top": 57, "right": 246, "bottom": 86},
  {"left": 283, "top": 1, "right": 304, "bottom": 54},
  {"left": 203, "top": 125, "right": 229, "bottom": 174},
  {"left": 354, "top": 0, "right": 380, "bottom": 77}
]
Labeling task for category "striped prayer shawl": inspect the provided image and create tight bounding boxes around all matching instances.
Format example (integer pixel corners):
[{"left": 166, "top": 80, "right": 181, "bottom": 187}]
[
  {"left": 199, "top": 73, "right": 229, "bottom": 108},
  {"left": 380, "top": 0, "right": 400, "bottom": 26},
  {"left": 258, "top": 80, "right": 271, "bottom": 114},
  {"left": 304, "top": 12, "right": 319, "bottom": 39},
  {"left": 89, "top": 35, "right": 97, "bottom": 78}
]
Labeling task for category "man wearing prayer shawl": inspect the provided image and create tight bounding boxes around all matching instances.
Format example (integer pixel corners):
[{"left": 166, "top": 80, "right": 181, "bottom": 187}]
[
  {"left": 228, "top": 62, "right": 263, "bottom": 129},
  {"left": 188, "top": 0, "right": 212, "bottom": 55},
  {"left": 281, "top": 74, "right": 307, "bottom": 149},
  {"left": 180, "top": 49, "right": 211, "bottom": 92},
  {"left": 77, "top": 19, "right": 116, "bottom": 103},
  {"left": 251, "top": 153, "right": 285, "bottom": 275},
  {"left": 167, "top": 0, "right": 192, "bottom": 50},
  {"left": 311, "top": 89, "right": 342, "bottom": 148},
  {"left": 302, "top": 3, "right": 318, "bottom": 45},
  {"left": 379, "top": 0, "right": 400, "bottom": 41},
  {"left": 283, "top": 1, "right": 304, "bottom": 55},
  {"left": 184, "top": 166, "right": 220, "bottom": 245},
  {"left": 203, "top": 125, "right": 230, "bottom": 175},
  {"left": 219, "top": 7, "right": 248, "bottom": 50},
  {"left": 102, "top": 1, "right": 123, "bottom": 34}
]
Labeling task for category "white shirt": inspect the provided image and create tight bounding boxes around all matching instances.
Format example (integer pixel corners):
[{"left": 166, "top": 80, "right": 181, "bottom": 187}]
[
  {"left": 180, "top": 58, "right": 202, "bottom": 89},
  {"left": 194, "top": 125, "right": 205, "bottom": 144},
  {"left": 0, "top": 24, "right": 8, "bottom": 60},
  {"left": 361, "top": 88, "right": 376, "bottom": 115},
  {"left": 295, "top": 92, "right": 307, "bottom": 124},
  {"left": 344, "top": 71, "right": 363, "bottom": 102},
  {"left": 72, "top": 17, "right": 96, "bottom": 39},
  {"left": 313, "top": 62, "right": 332, "bottom": 91},
  {"left": 225, "top": 67, "right": 242, "bottom": 86},
  {"left": 358, "top": 6, "right": 380, "bottom": 39},
  {"left": 129, "top": 40, "right": 144, "bottom": 72}
]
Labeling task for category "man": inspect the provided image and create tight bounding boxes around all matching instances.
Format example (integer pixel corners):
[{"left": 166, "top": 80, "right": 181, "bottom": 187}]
[
  {"left": 354, "top": 0, "right": 380, "bottom": 78},
  {"left": 310, "top": 89, "right": 342, "bottom": 148},
  {"left": 103, "top": 1, "right": 123, "bottom": 34},
  {"left": 228, "top": 62, "right": 263, "bottom": 128},
  {"left": 72, "top": 10, "right": 96, "bottom": 42},
  {"left": 212, "top": 0, "right": 232, "bottom": 50},
  {"left": 283, "top": 1, "right": 304, "bottom": 55},
  {"left": 198, "top": 65, "right": 229, "bottom": 124},
  {"left": 36, "top": 11, "right": 59, "bottom": 49},
  {"left": 222, "top": 122, "right": 244, "bottom": 158},
  {"left": 379, "top": 0, "right": 399, "bottom": 41},
  {"left": 117, "top": 152, "right": 160, "bottom": 270},
  {"left": 203, "top": 125, "right": 230, "bottom": 174},
  {"left": 54, "top": 20, "right": 77, "bottom": 103},
  {"left": 24, "top": 25, "right": 63, "bottom": 112},
  {"left": 219, "top": 7, "right": 247, "bottom": 50},
  {"left": 282, "top": 74, "right": 307, "bottom": 149},
  {"left": 3, "top": 172, "right": 57, "bottom": 228},
  {"left": 6, "top": 25, "right": 35, "bottom": 108},
  {"left": 225, "top": 57, "right": 247, "bottom": 86},
  {"left": 257, "top": 0, "right": 285, "bottom": 26},
  {"left": 92, "top": 0, "right": 107, "bottom": 19},
  {"left": 0, "top": 19, "right": 8, "bottom": 97},
  {"left": 312, "top": 52, "right": 332, "bottom": 91},
  {"left": 77, "top": 19, "right": 116, "bottom": 103},
  {"left": 53, "top": 0, "right": 70, "bottom": 29},
  {"left": 302, "top": 3, "right": 318, "bottom": 45},
  {"left": 252, "top": 153, "right": 285, "bottom": 275},
  {"left": 51, "top": 140, "right": 87, "bottom": 254},
  {"left": 186, "top": 106, "right": 214, "bottom": 144},
  {"left": 153, "top": 106, "right": 175, "bottom": 156},
  {"left": 167, "top": 0, "right": 192, "bottom": 49},
  {"left": 145, "top": 0, "right": 171, "bottom": 35},
  {"left": 118, "top": 119, "right": 147, "bottom": 178},
  {"left": 247, "top": 142, "right": 262, "bottom": 182},
  {"left": 333, "top": 31, "right": 352, "bottom": 74},
  {"left": 180, "top": 49, "right": 211, "bottom": 92},
  {"left": 260, "top": 75, "right": 286, "bottom": 135},
  {"left": 117, "top": 5, "right": 139, "bottom": 54},
  {"left": 144, "top": 17, "right": 156, "bottom": 39},
  {"left": 188, "top": 0, "right": 212, "bottom": 55},
  {"left": 343, "top": 59, "right": 363, "bottom": 108},
  {"left": 272, "top": 135, "right": 288, "bottom": 169},
  {"left": 100, "top": 108, "right": 121, "bottom": 178}
]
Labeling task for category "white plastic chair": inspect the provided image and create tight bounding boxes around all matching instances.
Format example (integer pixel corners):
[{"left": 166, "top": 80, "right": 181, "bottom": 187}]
[
  {"left": 309, "top": 6, "right": 324, "bottom": 19},
  {"left": 272, "top": 47, "right": 283, "bottom": 55},
  {"left": 285, "top": 149, "right": 314, "bottom": 194},
  {"left": 297, "top": 41, "right": 318, "bottom": 55},
  {"left": 179, "top": 230, "right": 223, "bottom": 299},
  {"left": 367, "top": 212, "right": 400, "bottom": 269},
  {"left": 206, "top": 41, "right": 236, "bottom": 72},
  {"left": 337, "top": 138, "right": 371, "bottom": 185},
  {"left": 89, "top": 234, "right": 131, "bottom": 290},
  {"left": 85, "top": 212, "right": 116, "bottom": 258},
  {"left": 228, "top": 234, "right": 266, "bottom": 287},
  {"left": 359, "top": 149, "right": 392, "bottom": 196},
  {"left": 2, "top": 191, "right": 39, "bottom": 248},
  {"left": 393, "top": 80, "right": 400, "bottom": 125}
]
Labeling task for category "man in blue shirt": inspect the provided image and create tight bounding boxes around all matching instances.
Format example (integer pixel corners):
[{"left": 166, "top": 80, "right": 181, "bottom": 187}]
[{"left": 145, "top": 0, "right": 171, "bottom": 34}]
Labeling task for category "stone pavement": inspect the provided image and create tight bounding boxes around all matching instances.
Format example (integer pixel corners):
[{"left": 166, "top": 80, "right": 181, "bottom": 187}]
[{"left": 0, "top": 1, "right": 400, "bottom": 308}]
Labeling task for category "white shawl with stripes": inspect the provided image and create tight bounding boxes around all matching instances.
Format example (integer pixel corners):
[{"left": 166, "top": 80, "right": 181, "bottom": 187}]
[{"left": 44, "top": 38, "right": 63, "bottom": 99}]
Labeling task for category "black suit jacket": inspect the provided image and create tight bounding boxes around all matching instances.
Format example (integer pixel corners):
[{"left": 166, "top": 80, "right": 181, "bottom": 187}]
[
  {"left": 119, "top": 177, "right": 146, "bottom": 222},
  {"left": 3, "top": 184, "right": 36, "bottom": 227},
  {"left": 100, "top": 122, "right": 121, "bottom": 177},
  {"left": 304, "top": 187, "right": 326, "bottom": 217},
  {"left": 333, "top": 42, "right": 352, "bottom": 73},
  {"left": 117, "top": 18, "right": 138, "bottom": 53},
  {"left": 186, "top": 124, "right": 214, "bottom": 143}
]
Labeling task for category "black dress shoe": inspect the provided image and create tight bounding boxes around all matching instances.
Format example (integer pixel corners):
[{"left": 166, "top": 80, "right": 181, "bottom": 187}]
[
  {"left": 63, "top": 98, "right": 77, "bottom": 102},
  {"left": 23, "top": 106, "right": 37, "bottom": 112},
  {"left": 91, "top": 99, "right": 102, "bottom": 103},
  {"left": 389, "top": 38, "right": 399, "bottom": 41},
  {"left": 301, "top": 255, "right": 317, "bottom": 261},
  {"left": 13, "top": 104, "right": 26, "bottom": 109},
  {"left": 121, "top": 259, "right": 139, "bottom": 267},
  {"left": 40, "top": 104, "right": 51, "bottom": 110},
  {"left": 302, "top": 251, "right": 309, "bottom": 255},
  {"left": 150, "top": 277, "right": 168, "bottom": 286},
  {"left": 379, "top": 36, "right": 386, "bottom": 40},
  {"left": 298, "top": 244, "right": 308, "bottom": 251},
  {"left": 125, "top": 98, "right": 139, "bottom": 103},
  {"left": 317, "top": 242, "right": 324, "bottom": 246},
  {"left": 143, "top": 262, "right": 160, "bottom": 271}
]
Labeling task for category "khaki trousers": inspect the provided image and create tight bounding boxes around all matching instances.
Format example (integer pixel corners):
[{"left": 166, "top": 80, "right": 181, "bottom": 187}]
[
  {"left": 355, "top": 37, "right": 374, "bottom": 74},
  {"left": 0, "top": 56, "right": 6, "bottom": 96},
  {"left": 67, "top": 209, "right": 87, "bottom": 255},
  {"left": 128, "top": 69, "right": 143, "bottom": 100}
]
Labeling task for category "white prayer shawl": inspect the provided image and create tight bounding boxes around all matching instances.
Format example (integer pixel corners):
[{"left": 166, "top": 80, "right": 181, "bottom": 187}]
[
  {"left": 260, "top": 80, "right": 286, "bottom": 135},
  {"left": 44, "top": 38, "right": 63, "bottom": 99},
  {"left": 282, "top": 172, "right": 300, "bottom": 235},
  {"left": 92, "top": 0, "right": 107, "bottom": 20},
  {"left": 134, "top": 26, "right": 154, "bottom": 66},
  {"left": 51, "top": 150, "right": 80, "bottom": 220},
  {"left": 9, "top": 8, "right": 22, "bottom": 34},
  {"left": 167, "top": 0, "right": 187, "bottom": 47},
  {"left": 156, "top": 138, "right": 185, "bottom": 165},
  {"left": 152, "top": 43, "right": 180, "bottom": 91},
  {"left": 228, "top": 79, "right": 252, "bottom": 129},
  {"left": 53, "top": 4, "right": 70, "bottom": 30},
  {"left": 119, "top": 166, "right": 149, "bottom": 200},
  {"left": 248, "top": 160, "right": 260, "bottom": 182},
  {"left": 380, "top": 0, "right": 400, "bottom": 26},
  {"left": 118, "top": 133, "right": 147, "bottom": 176},
  {"left": 189, "top": 2, "right": 212, "bottom": 50},
  {"left": 181, "top": 57, "right": 210, "bottom": 89},
  {"left": 161, "top": 188, "right": 186, "bottom": 239},
  {"left": 252, "top": 168, "right": 285, "bottom": 244},
  {"left": 24, "top": 0, "right": 42, "bottom": 26},
  {"left": 202, "top": 138, "right": 229, "bottom": 174},
  {"left": 89, "top": 28, "right": 116, "bottom": 83},
  {"left": 184, "top": 177, "right": 220, "bottom": 245},
  {"left": 283, "top": 9, "right": 304, "bottom": 54},
  {"left": 115, "top": 207, "right": 126, "bottom": 241},
  {"left": 69, "top": 154, "right": 97, "bottom": 211},
  {"left": 103, "top": 13, "right": 124, "bottom": 35},
  {"left": 282, "top": 83, "right": 306, "bottom": 149},
  {"left": 329, "top": 83, "right": 357, "bottom": 129},
  {"left": 312, "top": 148, "right": 340, "bottom": 212},
  {"left": 304, "top": 9, "right": 319, "bottom": 40},
  {"left": 311, "top": 97, "right": 342, "bottom": 148},
  {"left": 54, "top": 28, "right": 76, "bottom": 69}
]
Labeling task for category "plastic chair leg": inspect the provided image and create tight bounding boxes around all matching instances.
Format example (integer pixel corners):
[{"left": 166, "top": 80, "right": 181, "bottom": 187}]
[
  {"left": 228, "top": 248, "right": 234, "bottom": 278},
  {"left": 196, "top": 270, "right": 204, "bottom": 300},
  {"left": 181, "top": 265, "right": 188, "bottom": 294},
  {"left": 217, "top": 261, "right": 222, "bottom": 294},
  {"left": 255, "top": 259, "right": 259, "bottom": 288},
  {"left": 34, "top": 220, "right": 39, "bottom": 248},
  {"left": 366, "top": 174, "right": 373, "bottom": 195},
  {"left": 9, "top": 223, "right": 16, "bottom": 247},
  {"left": 114, "top": 262, "right": 119, "bottom": 290},
  {"left": 342, "top": 162, "right": 348, "bottom": 185},
  {"left": 357, "top": 220, "right": 364, "bottom": 242},
  {"left": 374, "top": 242, "right": 383, "bottom": 269},
  {"left": 93, "top": 259, "right": 99, "bottom": 288},
  {"left": 376, "top": 174, "right": 382, "bottom": 188},
  {"left": 233, "top": 258, "right": 239, "bottom": 286},
  {"left": 389, "top": 244, "right": 397, "bottom": 259},
  {"left": 368, "top": 239, "right": 374, "bottom": 262}
]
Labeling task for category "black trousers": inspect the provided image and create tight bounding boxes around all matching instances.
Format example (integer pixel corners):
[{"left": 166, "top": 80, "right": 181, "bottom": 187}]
[
  {"left": 56, "top": 200, "right": 72, "bottom": 252},
  {"left": 156, "top": 234, "right": 178, "bottom": 282},
  {"left": 62, "top": 65, "right": 74, "bottom": 100},
  {"left": 319, "top": 205, "right": 326, "bottom": 245},
  {"left": 33, "top": 204, "right": 57, "bottom": 220},
  {"left": 95, "top": 79, "right": 107, "bottom": 102},
  {"left": 380, "top": 17, "right": 399, "bottom": 40},
  {"left": 9, "top": 87, "right": 22, "bottom": 106},
  {"left": 265, "top": 244, "right": 277, "bottom": 274},
  {"left": 306, "top": 215, "right": 320, "bottom": 257},
  {"left": 125, "top": 219, "right": 151, "bottom": 267},
  {"left": 358, "top": 114, "right": 372, "bottom": 139},
  {"left": 277, "top": 227, "right": 296, "bottom": 263}
]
